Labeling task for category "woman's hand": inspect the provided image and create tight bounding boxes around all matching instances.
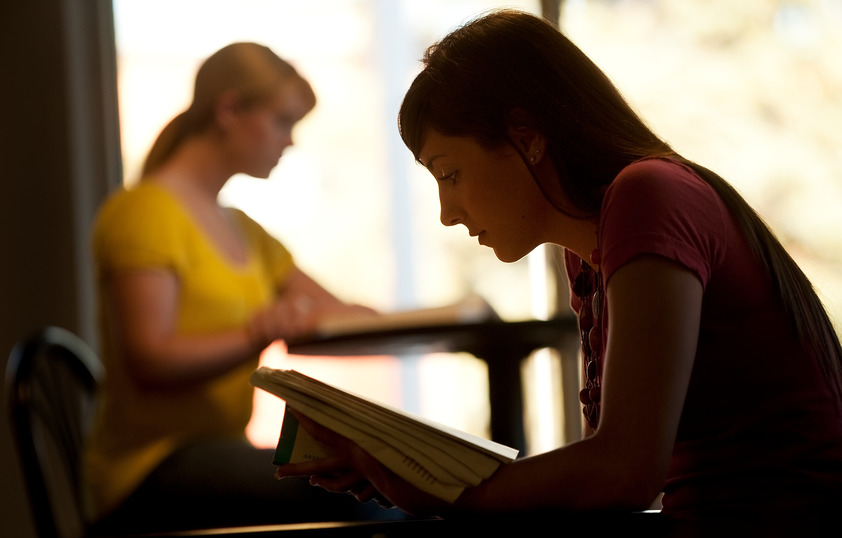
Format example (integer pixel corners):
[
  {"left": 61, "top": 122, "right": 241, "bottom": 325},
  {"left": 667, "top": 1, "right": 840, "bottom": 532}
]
[
  {"left": 275, "top": 410, "right": 453, "bottom": 516},
  {"left": 248, "top": 268, "right": 382, "bottom": 348},
  {"left": 247, "top": 298, "right": 316, "bottom": 347},
  {"left": 276, "top": 453, "right": 390, "bottom": 507}
]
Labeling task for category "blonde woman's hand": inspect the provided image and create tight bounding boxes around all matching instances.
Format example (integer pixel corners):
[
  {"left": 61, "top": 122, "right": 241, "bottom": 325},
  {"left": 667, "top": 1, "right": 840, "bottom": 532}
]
[{"left": 246, "top": 297, "right": 318, "bottom": 348}]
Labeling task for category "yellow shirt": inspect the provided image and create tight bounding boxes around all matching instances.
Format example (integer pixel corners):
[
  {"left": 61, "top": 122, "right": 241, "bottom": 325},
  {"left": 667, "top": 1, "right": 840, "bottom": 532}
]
[{"left": 83, "top": 182, "right": 294, "bottom": 519}]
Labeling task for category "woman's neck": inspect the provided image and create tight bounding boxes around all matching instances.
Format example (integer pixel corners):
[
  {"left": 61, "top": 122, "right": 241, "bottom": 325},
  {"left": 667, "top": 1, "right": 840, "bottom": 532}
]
[
  {"left": 544, "top": 211, "right": 600, "bottom": 269},
  {"left": 149, "top": 135, "right": 232, "bottom": 201}
]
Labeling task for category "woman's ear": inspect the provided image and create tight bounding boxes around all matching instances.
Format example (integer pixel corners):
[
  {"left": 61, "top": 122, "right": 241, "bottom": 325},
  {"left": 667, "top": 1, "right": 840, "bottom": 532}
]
[
  {"left": 214, "top": 89, "right": 243, "bottom": 130},
  {"left": 507, "top": 108, "right": 546, "bottom": 164},
  {"left": 507, "top": 122, "right": 547, "bottom": 165}
]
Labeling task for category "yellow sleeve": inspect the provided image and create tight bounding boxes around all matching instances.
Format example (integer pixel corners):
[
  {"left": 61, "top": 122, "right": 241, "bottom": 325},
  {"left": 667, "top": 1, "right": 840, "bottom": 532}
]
[
  {"left": 231, "top": 208, "right": 296, "bottom": 289},
  {"left": 92, "top": 185, "right": 189, "bottom": 276}
]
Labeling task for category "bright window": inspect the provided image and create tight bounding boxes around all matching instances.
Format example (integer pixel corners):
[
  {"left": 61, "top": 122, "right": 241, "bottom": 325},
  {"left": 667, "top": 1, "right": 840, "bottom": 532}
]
[{"left": 113, "top": 0, "right": 842, "bottom": 454}]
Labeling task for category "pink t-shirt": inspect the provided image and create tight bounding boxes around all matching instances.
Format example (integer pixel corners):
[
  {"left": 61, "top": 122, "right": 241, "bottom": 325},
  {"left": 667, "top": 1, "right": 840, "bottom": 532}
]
[{"left": 566, "top": 157, "right": 842, "bottom": 516}]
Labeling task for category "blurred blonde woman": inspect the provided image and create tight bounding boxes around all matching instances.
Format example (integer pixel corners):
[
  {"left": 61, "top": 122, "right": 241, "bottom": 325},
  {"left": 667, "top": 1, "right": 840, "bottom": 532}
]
[{"left": 84, "top": 42, "right": 395, "bottom": 534}]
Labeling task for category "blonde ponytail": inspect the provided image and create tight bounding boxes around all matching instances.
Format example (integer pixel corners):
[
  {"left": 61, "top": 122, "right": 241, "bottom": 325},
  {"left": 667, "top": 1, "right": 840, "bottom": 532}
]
[{"left": 138, "top": 42, "right": 314, "bottom": 180}]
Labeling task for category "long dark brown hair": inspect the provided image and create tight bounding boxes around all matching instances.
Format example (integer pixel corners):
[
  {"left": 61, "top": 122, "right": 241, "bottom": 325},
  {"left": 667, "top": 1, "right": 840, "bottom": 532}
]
[
  {"left": 398, "top": 9, "right": 842, "bottom": 408},
  {"left": 141, "top": 42, "right": 315, "bottom": 178}
]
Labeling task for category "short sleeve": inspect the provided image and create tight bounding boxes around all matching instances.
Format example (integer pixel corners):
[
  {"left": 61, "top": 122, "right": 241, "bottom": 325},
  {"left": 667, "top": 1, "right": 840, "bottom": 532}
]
[
  {"left": 231, "top": 209, "right": 296, "bottom": 288},
  {"left": 92, "top": 186, "right": 189, "bottom": 277},
  {"left": 599, "top": 158, "right": 727, "bottom": 287}
]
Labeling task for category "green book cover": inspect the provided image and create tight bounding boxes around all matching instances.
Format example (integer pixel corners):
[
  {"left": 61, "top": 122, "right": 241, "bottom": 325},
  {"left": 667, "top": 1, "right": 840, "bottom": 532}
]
[{"left": 273, "top": 410, "right": 335, "bottom": 465}]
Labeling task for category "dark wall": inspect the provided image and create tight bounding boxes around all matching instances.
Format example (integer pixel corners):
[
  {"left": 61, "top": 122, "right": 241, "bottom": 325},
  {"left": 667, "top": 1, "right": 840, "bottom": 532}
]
[{"left": 0, "top": 1, "right": 121, "bottom": 536}]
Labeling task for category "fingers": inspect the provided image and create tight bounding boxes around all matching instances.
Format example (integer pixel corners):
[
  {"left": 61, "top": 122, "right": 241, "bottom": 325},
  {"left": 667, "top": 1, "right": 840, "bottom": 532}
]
[
  {"left": 275, "top": 455, "right": 349, "bottom": 478},
  {"left": 247, "top": 300, "right": 317, "bottom": 345},
  {"left": 312, "top": 473, "right": 393, "bottom": 507},
  {"left": 275, "top": 409, "right": 398, "bottom": 509},
  {"left": 289, "top": 409, "right": 354, "bottom": 450},
  {"left": 286, "top": 466, "right": 384, "bottom": 506},
  {"left": 372, "top": 494, "right": 395, "bottom": 508},
  {"left": 265, "top": 301, "right": 307, "bottom": 339},
  {"left": 309, "top": 468, "right": 366, "bottom": 494}
]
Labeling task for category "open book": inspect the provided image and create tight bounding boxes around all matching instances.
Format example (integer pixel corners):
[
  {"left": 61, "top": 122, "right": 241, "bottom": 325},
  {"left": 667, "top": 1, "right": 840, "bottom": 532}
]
[
  {"left": 314, "top": 294, "right": 498, "bottom": 337},
  {"left": 249, "top": 367, "right": 518, "bottom": 503}
]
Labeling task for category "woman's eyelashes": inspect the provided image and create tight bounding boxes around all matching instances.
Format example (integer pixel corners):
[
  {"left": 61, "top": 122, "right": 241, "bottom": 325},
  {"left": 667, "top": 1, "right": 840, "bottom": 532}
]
[{"left": 438, "top": 170, "right": 458, "bottom": 184}]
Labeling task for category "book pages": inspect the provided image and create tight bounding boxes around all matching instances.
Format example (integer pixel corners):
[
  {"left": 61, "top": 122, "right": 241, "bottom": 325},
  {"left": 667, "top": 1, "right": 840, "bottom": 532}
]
[
  {"left": 250, "top": 367, "right": 518, "bottom": 503},
  {"left": 315, "top": 295, "right": 498, "bottom": 337}
]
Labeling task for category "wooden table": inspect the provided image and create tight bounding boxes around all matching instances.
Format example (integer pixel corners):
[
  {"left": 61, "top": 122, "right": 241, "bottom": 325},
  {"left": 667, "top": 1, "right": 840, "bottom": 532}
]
[
  {"left": 286, "top": 318, "right": 577, "bottom": 454},
  {"left": 142, "top": 511, "right": 670, "bottom": 537}
]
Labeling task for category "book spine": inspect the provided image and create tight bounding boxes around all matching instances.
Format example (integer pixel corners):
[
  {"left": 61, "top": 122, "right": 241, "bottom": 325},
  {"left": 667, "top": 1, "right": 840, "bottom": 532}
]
[{"left": 273, "top": 410, "right": 300, "bottom": 465}]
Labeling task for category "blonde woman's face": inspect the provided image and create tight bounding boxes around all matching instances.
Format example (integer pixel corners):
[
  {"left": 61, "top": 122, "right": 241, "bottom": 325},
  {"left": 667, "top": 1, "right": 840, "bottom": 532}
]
[{"left": 226, "top": 79, "right": 313, "bottom": 178}]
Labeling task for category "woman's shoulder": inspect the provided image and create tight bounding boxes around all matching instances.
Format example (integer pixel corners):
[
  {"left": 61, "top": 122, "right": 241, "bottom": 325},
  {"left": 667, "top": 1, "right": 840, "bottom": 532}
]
[
  {"left": 599, "top": 157, "right": 729, "bottom": 285},
  {"left": 605, "top": 157, "right": 722, "bottom": 216},
  {"left": 93, "top": 182, "right": 190, "bottom": 247},
  {"left": 613, "top": 157, "right": 709, "bottom": 194},
  {"left": 226, "top": 206, "right": 271, "bottom": 240},
  {"left": 100, "top": 181, "right": 178, "bottom": 211},
  {"left": 99, "top": 182, "right": 179, "bottom": 219},
  {"left": 225, "top": 207, "right": 295, "bottom": 275}
]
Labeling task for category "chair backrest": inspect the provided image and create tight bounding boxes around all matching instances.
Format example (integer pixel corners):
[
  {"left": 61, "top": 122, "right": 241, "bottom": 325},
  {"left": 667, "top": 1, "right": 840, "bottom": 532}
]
[{"left": 5, "top": 326, "right": 104, "bottom": 538}]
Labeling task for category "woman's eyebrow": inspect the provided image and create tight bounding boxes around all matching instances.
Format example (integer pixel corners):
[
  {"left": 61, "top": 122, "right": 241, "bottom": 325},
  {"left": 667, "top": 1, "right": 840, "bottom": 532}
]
[{"left": 422, "top": 154, "right": 444, "bottom": 171}]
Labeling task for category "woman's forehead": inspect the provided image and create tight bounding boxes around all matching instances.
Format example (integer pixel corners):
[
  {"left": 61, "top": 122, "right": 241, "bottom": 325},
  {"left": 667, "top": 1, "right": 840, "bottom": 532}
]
[{"left": 418, "top": 130, "right": 475, "bottom": 166}]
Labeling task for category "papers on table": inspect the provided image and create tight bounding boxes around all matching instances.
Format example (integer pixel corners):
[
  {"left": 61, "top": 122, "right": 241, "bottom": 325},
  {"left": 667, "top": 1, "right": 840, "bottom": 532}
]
[{"left": 315, "top": 294, "right": 498, "bottom": 337}]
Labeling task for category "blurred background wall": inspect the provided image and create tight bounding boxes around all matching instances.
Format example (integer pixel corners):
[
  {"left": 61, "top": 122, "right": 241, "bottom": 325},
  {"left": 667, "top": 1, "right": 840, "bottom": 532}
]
[{"left": 1, "top": 2, "right": 121, "bottom": 537}]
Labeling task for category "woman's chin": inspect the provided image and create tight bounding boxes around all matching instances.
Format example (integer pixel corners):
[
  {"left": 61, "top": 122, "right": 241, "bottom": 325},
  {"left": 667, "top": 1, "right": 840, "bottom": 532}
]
[{"left": 492, "top": 246, "right": 528, "bottom": 264}]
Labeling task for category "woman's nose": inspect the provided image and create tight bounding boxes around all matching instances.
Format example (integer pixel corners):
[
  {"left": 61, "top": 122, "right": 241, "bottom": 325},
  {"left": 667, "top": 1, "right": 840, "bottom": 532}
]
[
  {"left": 441, "top": 214, "right": 461, "bottom": 227},
  {"left": 439, "top": 202, "right": 462, "bottom": 227}
]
